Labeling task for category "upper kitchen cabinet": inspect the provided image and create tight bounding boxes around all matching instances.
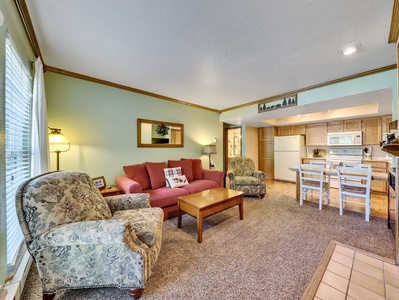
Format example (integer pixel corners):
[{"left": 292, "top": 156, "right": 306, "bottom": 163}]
[
  {"left": 277, "top": 125, "right": 305, "bottom": 136},
  {"left": 327, "top": 119, "right": 362, "bottom": 132},
  {"left": 381, "top": 115, "right": 392, "bottom": 133},
  {"left": 305, "top": 123, "right": 327, "bottom": 145},
  {"left": 362, "top": 117, "right": 382, "bottom": 145}
]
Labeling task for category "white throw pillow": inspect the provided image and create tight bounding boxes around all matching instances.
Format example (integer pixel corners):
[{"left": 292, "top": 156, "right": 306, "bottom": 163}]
[
  {"left": 164, "top": 167, "right": 182, "bottom": 187},
  {"left": 166, "top": 175, "right": 189, "bottom": 188}
]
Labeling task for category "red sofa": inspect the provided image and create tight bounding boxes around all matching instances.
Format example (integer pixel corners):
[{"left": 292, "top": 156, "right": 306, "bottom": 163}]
[{"left": 115, "top": 158, "right": 225, "bottom": 220}]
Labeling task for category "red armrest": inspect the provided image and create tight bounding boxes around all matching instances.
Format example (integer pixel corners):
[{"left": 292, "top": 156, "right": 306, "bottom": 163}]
[
  {"left": 203, "top": 169, "right": 225, "bottom": 187},
  {"left": 115, "top": 176, "right": 143, "bottom": 193}
]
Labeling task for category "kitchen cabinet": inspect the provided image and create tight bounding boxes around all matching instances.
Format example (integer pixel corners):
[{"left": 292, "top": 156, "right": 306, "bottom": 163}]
[
  {"left": 382, "top": 115, "right": 392, "bottom": 133},
  {"left": 277, "top": 125, "right": 305, "bottom": 136},
  {"left": 305, "top": 123, "right": 327, "bottom": 145},
  {"left": 362, "top": 117, "right": 382, "bottom": 145},
  {"left": 259, "top": 127, "right": 277, "bottom": 179},
  {"left": 327, "top": 119, "right": 362, "bottom": 132},
  {"left": 302, "top": 158, "right": 326, "bottom": 164},
  {"left": 362, "top": 160, "right": 388, "bottom": 194}
]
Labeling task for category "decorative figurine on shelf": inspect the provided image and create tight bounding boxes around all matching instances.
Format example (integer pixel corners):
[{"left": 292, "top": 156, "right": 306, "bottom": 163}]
[{"left": 313, "top": 148, "right": 320, "bottom": 157}]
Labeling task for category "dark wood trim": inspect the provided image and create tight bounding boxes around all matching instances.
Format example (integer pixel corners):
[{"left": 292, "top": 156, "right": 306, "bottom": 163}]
[
  {"left": 45, "top": 65, "right": 219, "bottom": 113},
  {"left": 14, "top": 0, "right": 43, "bottom": 61},
  {"left": 221, "top": 64, "right": 397, "bottom": 113},
  {"left": 389, "top": 0, "right": 399, "bottom": 43}
]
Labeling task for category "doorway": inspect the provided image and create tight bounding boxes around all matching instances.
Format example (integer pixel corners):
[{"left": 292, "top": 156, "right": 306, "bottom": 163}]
[{"left": 225, "top": 127, "right": 242, "bottom": 170}]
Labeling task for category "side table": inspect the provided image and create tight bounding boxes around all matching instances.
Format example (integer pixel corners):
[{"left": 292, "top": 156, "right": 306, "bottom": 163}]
[{"left": 100, "top": 185, "right": 123, "bottom": 197}]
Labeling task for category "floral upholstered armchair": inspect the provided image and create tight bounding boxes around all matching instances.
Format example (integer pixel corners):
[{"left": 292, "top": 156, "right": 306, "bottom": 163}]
[
  {"left": 227, "top": 157, "right": 266, "bottom": 198},
  {"left": 15, "top": 170, "right": 164, "bottom": 300}
]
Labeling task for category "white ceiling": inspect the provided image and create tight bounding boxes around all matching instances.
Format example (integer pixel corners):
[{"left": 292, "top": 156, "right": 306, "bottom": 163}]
[{"left": 25, "top": 0, "right": 397, "bottom": 126}]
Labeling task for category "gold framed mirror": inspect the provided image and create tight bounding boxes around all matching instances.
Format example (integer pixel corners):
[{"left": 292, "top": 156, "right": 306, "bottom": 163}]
[{"left": 137, "top": 118, "right": 184, "bottom": 148}]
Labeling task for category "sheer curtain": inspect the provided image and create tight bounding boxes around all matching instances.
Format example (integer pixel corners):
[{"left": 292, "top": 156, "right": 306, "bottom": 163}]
[{"left": 31, "top": 57, "right": 49, "bottom": 175}]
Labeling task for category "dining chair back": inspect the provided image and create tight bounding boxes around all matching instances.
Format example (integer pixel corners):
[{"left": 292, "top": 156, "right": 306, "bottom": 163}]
[
  {"left": 337, "top": 165, "right": 372, "bottom": 221},
  {"left": 298, "top": 164, "right": 330, "bottom": 210}
]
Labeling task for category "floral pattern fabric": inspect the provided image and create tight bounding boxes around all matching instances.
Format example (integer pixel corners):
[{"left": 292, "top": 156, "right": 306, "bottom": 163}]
[
  {"left": 15, "top": 170, "right": 163, "bottom": 295},
  {"left": 227, "top": 157, "right": 266, "bottom": 198}
]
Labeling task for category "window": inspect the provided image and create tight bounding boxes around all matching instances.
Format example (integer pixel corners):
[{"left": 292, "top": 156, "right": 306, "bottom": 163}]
[{"left": 5, "top": 36, "right": 32, "bottom": 267}]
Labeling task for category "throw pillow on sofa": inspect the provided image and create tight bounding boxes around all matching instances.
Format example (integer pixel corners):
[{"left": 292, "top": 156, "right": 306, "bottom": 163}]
[
  {"left": 123, "top": 163, "right": 151, "bottom": 190},
  {"left": 164, "top": 167, "right": 182, "bottom": 187},
  {"left": 165, "top": 175, "right": 189, "bottom": 188},
  {"left": 181, "top": 158, "right": 204, "bottom": 180},
  {"left": 168, "top": 160, "right": 193, "bottom": 182},
  {"left": 146, "top": 162, "right": 167, "bottom": 189}
]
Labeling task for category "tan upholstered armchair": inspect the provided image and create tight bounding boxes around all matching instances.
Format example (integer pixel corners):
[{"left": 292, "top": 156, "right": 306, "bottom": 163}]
[
  {"left": 227, "top": 157, "right": 266, "bottom": 198},
  {"left": 15, "top": 170, "right": 163, "bottom": 300}
]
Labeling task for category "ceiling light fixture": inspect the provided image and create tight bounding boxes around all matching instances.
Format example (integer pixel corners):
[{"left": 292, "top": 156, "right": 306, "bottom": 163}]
[{"left": 340, "top": 43, "right": 361, "bottom": 56}]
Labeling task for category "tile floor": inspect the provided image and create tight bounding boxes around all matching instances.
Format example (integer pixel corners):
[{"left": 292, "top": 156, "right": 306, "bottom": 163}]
[{"left": 315, "top": 243, "right": 399, "bottom": 300}]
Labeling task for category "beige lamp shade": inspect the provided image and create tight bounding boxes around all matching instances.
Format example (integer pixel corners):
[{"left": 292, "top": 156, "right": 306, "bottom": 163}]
[{"left": 203, "top": 144, "right": 217, "bottom": 154}]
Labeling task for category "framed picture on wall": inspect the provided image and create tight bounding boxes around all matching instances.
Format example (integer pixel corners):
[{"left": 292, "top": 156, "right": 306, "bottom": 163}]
[{"left": 92, "top": 176, "right": 106, "bottom": 190}]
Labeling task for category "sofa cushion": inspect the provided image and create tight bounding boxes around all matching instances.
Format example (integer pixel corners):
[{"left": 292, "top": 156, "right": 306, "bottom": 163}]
[
  {"left": 144, "top": 186, "right": 189, "bottom": 208},
  {"left": 146, "top": 162, "right": 167, "bottom": 189},
  {"left": 181, "top": 179, "right": 219, "bottom": 194},
  {"left": 164, "top": 167, "right": 182, "bottom": 179},
  {"left": 123, "top": 163, "right": 151, "bottom": 190},
  {"left": 182, "top": 158, "right": 204, "bottom": 180},
  {"left": 168, "top": 160, "right": 193, "bottom": 182},
  {"left": 166, "top": 175, "right": 189, "bottom": 188}
]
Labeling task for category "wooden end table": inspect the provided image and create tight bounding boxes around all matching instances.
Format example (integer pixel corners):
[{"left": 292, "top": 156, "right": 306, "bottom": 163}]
[
  {"left": 100, "top": 185, "right": 123, "bottom": 197},
  {"left": 177, "top": 187, "right": 244, "bottom": 243}
]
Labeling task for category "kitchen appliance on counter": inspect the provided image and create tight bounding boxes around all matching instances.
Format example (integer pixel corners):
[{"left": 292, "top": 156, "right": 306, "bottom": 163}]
[
  {"left": 363, "top": 147, "right": 372, "bottom": 159},
  {"left": 326, "top": 147, "right": 363, "bottom": 188},
  {"left": 327, "top": 131, "right": 362, "bottom": 146},
  {"left": 274, "top": 135, "right": 306, "bottom": 182}
]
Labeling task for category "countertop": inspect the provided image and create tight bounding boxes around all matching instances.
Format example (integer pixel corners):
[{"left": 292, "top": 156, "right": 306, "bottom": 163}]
[{"left": 302, "top": 156, "right": 390, "bottom": 162}]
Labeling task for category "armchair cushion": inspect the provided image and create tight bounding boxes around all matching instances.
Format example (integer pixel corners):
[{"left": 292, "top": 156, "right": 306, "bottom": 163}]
[
  {"left": 105, "top": 193, "right": 151, "bottom": 214},
  {"left": 113, "top": 207, "right": 163, "bottom": 247}
]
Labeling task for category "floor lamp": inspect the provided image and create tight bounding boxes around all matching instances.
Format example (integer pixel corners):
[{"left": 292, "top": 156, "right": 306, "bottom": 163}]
[
  {"left": 48, "top": 127, "right": 70, "bottom": 170},
  {"left": 203, "top": 144, "right": 217, "bottom": 169}
]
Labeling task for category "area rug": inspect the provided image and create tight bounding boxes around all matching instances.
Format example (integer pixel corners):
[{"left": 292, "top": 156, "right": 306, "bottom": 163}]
[{"left": 21, "top": 188, "right": 395, "bottom": 300}]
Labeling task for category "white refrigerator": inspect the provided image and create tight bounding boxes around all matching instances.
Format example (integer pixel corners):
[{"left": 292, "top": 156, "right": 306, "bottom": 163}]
[{"left": 274, "top": 135, "right": 306, "bottom": 182}]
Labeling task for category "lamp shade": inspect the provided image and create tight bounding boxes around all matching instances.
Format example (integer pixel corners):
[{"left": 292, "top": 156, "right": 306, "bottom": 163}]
[
  {"left": 48, "top": 128, "right": 70, "bottom": 152},
  {"left": 203, "top": 144, "right": 217, "bottom": 154}
]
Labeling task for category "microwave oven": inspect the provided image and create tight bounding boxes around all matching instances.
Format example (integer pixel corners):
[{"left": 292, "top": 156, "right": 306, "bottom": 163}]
[{"left": 327, "top": 131, "right": 362, "bottom": 146}]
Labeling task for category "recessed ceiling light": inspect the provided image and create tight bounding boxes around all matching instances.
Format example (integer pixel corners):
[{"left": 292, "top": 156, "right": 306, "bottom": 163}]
[{"left": 340, "top": 43, "right": 361, "bottom": 56}]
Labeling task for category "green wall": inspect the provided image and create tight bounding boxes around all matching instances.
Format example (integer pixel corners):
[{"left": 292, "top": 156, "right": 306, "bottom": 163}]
[{"left": 45, "top": 72, "right": 223, "bottom": 185}]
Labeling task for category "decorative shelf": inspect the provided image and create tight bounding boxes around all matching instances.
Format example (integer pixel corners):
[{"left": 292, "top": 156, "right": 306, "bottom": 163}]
[{"left": 381, "top": 144, "right": 399, "bottom": 156}]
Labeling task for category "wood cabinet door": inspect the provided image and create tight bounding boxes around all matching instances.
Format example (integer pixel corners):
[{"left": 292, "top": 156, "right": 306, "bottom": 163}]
[
  {"left": 362, "top": 117, "right": 382, "bottom": 145},
  {"left": 259, "top": 127, "right": 277, "bottom": 141},
  {"left": 328, "top": 121, "right": 343, "bottom": 132},
  {"left": 305, "top": 123, "right": 327, "bottom": 145},
  {"left": 259, "top": 140, "right": 274, "bottom": 178},
  {"left": 381, "top": 115, "right": 392, "bottom": 133},
  {"left": 278, "top": 126, "right": 291, "bottom": 136},
  {"left": 291, "top": 125, "right": 306, "bottom": 135},
  {"left": 343, "top": 119, "right": 362, "bottom": 131}
]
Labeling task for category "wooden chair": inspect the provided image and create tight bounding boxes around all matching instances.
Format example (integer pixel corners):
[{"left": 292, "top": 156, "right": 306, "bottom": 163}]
[
  {"left": 298, "top": 164, "right": 330, "bottom": 210},
  {"left": 337, "top": 165, "right": 372, "bottom": 221}
]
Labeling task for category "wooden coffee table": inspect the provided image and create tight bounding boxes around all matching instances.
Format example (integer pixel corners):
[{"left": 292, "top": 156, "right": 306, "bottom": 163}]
[{"left": 177, "top": 187, "right": 244, "bottom": 243}]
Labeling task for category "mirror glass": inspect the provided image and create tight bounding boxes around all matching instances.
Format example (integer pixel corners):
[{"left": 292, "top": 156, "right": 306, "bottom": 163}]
[{"left": 137, "top": 118, "right": 184, "bottom": 148}]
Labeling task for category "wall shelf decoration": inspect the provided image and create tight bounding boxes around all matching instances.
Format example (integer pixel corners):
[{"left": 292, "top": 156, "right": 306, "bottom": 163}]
[{"left": 258, "top": 94, "right": 297, "bottom": 113}]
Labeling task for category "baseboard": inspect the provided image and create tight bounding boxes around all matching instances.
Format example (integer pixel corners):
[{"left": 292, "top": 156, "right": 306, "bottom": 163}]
[{"left": 4, "top": 250, "right": 32, "bottom": 300}]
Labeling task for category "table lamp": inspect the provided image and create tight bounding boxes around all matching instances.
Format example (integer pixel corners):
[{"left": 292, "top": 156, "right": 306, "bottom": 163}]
[{"left": 204, "top": 144, "right": 217, "bottom": 169}]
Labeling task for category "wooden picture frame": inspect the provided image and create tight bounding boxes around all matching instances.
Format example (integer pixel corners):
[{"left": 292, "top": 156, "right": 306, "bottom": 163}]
[{"left": 92, "top": 176, "right": 106, "bottom": 190}]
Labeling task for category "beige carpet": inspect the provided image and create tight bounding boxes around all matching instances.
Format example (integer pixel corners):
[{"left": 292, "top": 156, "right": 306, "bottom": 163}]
[{"left": 21, "top": 188, "right": 395, "bottom": 299}]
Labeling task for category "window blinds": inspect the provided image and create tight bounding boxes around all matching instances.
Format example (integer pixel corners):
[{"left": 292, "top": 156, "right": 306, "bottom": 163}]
[{"left": 5, "top": 36, "right": 32, "bottom": 265}]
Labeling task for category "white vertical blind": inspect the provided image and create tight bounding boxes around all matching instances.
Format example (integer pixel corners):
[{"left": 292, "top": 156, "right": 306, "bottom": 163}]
[{"left": 5, "top": 36, "right": 32, "bottom": 265}]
